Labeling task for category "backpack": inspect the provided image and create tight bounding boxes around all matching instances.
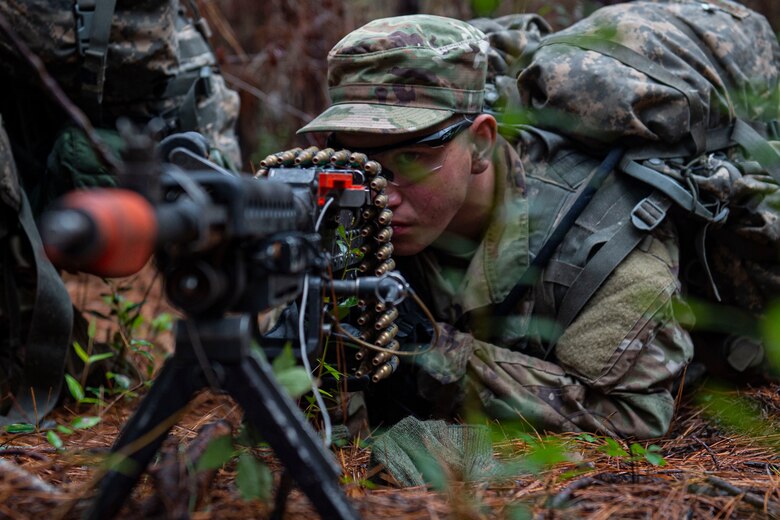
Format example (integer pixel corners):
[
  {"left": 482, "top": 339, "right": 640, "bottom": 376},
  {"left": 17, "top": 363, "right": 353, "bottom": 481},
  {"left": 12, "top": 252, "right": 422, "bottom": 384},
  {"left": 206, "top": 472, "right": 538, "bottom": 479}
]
[{"left": 475, "top": 0, "right": 780, "bottom": 380}]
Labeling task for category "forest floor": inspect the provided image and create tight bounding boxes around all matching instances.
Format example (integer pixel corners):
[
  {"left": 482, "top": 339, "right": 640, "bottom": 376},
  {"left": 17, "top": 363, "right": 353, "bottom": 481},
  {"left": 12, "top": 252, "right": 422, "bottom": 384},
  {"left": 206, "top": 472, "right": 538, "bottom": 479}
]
[{"left": 1, "top": 271, "right": 779, "bottom": 519}]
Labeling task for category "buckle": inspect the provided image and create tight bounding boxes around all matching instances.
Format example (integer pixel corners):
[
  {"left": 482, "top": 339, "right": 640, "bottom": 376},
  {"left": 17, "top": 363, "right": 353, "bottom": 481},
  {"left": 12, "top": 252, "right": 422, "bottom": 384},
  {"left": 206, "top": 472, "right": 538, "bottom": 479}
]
[
  {"left": 631, "top": 196, "right": 667, "bottom": 231},
  {"left": 73, "top": 0, "right": 96, "bottom": 56}
]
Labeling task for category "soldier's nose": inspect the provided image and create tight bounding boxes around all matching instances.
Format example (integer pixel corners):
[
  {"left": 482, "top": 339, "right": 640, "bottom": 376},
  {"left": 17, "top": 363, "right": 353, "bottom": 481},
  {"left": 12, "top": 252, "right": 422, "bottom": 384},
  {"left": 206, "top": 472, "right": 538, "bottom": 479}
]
[{"left": 386, "top": 185, "right": 402, "bottom": 208}]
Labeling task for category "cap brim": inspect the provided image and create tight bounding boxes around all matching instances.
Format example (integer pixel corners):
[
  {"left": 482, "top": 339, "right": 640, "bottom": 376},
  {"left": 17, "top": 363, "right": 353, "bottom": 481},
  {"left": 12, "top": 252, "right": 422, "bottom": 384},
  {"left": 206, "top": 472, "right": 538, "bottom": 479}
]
[{"left": 297, "top": 103, "right": 453, "bottom": 134}]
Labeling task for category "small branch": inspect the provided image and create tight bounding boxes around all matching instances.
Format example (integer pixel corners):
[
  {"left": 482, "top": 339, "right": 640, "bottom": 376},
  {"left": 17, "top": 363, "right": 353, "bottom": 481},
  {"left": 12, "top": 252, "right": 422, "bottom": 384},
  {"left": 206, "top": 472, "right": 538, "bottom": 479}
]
[
  {"left": 693, "top": 436, "right": 721, "bottom": 469},
  {"left": 706, "top": 476, "right": 780, "bottom": 517},
  {"left": 0, "top": 449, "right": 51, "bottom": 462},
  {"left": 0, "top": 459, "right": 62, "bottom": 495},
  {"left": 548, "top": 476, "right": 599, "bottom": 509},
  {"left": 142, "top": 420, "right": 233, "bottom": 517}
]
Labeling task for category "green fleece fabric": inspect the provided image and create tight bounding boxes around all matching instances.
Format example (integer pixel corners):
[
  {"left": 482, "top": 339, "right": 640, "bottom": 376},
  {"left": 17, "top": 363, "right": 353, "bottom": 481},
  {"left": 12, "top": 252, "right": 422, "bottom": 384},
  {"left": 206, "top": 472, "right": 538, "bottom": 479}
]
[{"left": 370, "top": 416, "right": 496, "bottom": 487}]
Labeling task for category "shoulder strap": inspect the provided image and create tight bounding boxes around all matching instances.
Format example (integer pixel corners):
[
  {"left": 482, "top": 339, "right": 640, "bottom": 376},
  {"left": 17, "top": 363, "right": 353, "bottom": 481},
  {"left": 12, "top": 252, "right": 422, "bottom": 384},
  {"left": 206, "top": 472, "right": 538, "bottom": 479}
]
[
  {"left": 493, "top": 147, "right": 625, "bottom": 318},
  {"left": 551, "top": 191, "right": 672, "bottom": 346},
  {"left": 74, "top": 0, "right": 118, "bottom": 105},
  {"left": 0, "top": 193, "right": 72, "bottom": 426}
]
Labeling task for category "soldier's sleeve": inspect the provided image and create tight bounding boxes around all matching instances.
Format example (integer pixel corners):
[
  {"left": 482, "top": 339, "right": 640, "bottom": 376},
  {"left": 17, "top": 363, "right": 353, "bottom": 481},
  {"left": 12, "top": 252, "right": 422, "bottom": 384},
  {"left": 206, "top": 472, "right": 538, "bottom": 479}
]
[{"left": 418, "top": 228, "right": 694, "bottom": 439}]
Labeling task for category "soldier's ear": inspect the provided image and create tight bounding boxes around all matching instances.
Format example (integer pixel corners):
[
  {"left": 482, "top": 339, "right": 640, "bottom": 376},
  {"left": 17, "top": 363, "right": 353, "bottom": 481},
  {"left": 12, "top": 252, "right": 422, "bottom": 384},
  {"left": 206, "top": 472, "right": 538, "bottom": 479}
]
[{"left": 469, "top": 114, "right": 497, "bottom": 175}]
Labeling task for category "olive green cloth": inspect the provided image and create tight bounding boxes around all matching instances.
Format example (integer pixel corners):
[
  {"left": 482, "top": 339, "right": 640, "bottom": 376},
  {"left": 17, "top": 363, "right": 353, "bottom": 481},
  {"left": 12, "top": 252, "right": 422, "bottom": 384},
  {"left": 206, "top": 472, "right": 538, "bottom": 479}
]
[{"left": 370, "top": 416, "right": 496, "bottom": 487}]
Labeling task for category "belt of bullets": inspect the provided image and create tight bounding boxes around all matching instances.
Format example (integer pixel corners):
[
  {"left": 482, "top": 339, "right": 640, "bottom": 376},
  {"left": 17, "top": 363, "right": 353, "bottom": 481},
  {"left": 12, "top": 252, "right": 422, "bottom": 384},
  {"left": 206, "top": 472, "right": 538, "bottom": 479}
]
[{"left": 257, "top": 146, "right": 400, "bottom": 383}]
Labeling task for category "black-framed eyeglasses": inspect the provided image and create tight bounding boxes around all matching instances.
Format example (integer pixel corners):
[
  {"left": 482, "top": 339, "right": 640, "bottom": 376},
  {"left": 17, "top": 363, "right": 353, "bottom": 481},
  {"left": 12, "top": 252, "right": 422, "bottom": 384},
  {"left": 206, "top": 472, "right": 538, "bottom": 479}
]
[{"left": 326, "top": 116, "right": 475, "bottom": 156}]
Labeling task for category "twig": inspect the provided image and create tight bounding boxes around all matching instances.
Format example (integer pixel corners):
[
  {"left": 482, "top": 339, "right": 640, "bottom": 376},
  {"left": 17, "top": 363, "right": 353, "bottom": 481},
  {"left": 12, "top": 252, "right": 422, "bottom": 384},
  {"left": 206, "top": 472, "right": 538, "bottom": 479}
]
[
  {"left": 142, "top": 420, "right": 232, "bottom": 518},
  {"left": 548, "top": 476, "right": 599, "bottom": 508},
  {"left": 706, "top": 476, "right": 780, "bottom": 517},
  {"left": 0, "top": 449, "right": 51, "bottom": 462},
  {"left": 0, "top": 459, "right": 62, "bottom": 495},
  {"left": 693, "top": 436, "right": 721, "bottom": 469}
]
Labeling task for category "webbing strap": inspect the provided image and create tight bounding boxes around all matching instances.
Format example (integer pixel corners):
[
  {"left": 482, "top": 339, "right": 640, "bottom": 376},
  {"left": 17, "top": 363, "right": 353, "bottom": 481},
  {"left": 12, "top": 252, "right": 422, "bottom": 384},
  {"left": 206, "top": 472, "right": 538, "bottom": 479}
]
[
  {"left": 493, "top": 147, "right": 625, "bottom": 318},
  {"left": 539, "top": 34, "right": 707, "bottom": 155},
  {"left": 0, "top": 194, "right": 72, "bottom": 426},
  {"left": 552, "top": 192, "right": 672, "bottom": 342},
  {"left": 732, "top": 118, "right": 780, "bottom": 184},
  {"left": 75, "top": 0, "right": 117, "bottom": 105},
  {"left": 619, "top": 156, "right": 720, "bottom": 221}
]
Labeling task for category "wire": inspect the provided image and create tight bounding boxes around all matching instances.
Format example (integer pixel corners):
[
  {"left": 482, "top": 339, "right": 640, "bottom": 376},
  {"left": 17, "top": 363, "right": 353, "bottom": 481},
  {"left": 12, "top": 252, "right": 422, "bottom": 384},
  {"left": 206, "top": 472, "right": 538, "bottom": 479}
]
[
  {"left": 299, "top": 199, "right": 335, "bottom": 448},
  {"left": 330, "top": 288, "right": 441, "bottom": 358},
  {"left": 299, "top": 275, "right": 333, "bottom": 447},
  {"left": 315, "top": 197, "right": 335, "bottom": 232}
]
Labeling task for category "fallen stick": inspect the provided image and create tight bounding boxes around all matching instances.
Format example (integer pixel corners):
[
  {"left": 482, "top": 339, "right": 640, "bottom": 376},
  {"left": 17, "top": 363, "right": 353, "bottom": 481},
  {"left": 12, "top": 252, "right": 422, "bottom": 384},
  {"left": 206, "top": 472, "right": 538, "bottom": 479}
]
[
  {"left": 142, "top": 420, "right": 233, "bottom": 518},
  {"left": 706, "top": 476, "right": 780, "bottom": 518},
  {"left": 0, "top": 458, "right": 61, "bottom": 495}
]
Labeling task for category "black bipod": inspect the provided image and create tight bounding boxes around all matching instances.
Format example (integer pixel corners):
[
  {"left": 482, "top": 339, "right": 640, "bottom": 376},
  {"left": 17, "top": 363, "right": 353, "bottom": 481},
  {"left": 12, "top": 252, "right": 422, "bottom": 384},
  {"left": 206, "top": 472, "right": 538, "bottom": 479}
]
[{"left": 85, "top": 314, "right": 359, "bottom": 520}]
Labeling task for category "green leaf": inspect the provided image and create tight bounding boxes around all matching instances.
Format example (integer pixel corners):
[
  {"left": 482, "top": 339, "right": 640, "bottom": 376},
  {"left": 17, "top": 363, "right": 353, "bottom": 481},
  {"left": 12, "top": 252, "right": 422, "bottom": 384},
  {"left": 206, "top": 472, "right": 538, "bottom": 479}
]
[
  {"left": 196, "top": 435, "right": 235, "bottom": 471},
  {"left": 72, "top": 416, "right": 101, "bottom": 429},
  {"left": 275, "top": 367, "right": 312, "bottom": 399},
  {"left": 236, "top": 453, "right": 273, "bottom": 501},
  {"left": 644, "top": 444, "right": 667, "bottom": 466},
  {"left": 72, "top": 341, "right": 89, "bottom": 364},
  {"left": 57, "top": 425, "right": 74, "bottom": 435},
  {"left": 576, "top": 433, "right": 597, "bottom": 443},
  {"left": 644, "top": 452, "right": 667, "bottom": 466},
  {"left": 107, "top": 372, "right": 131, "bottom": 390},
  {"left": 46, "top": 430, "right": 64, "bottom": 449},
  {"left": 151, "top": 312, "right": 173, "bottom": 333},
  {"left": 65, "top": 373, "right": 85, "bottom": 401},
  {"left": 271, "top": 343, "right": 296, "bottom": 374},
  {"left": 79, "top": 397, "right": 105, "bottom": 406},
  {"left": 337, "top": 224, "right": 348, "bottom": 243},
  {"left": 88, "top": 319, "right": 97, "bottom": 340},
  {"left": 5, "top": 423, "right": 35, "bottom": 434},
  {"left": 87, "top": 351, "right": 115, "bottom": 363},
  {"left": 601, "top": 438, "right": 629, "bottom": 458},
  {"left": 320, "top": 361, "right": 342, "bottom": 382},
  {"left": 629, "top": 443, "right": 646, "bottom": 456}
]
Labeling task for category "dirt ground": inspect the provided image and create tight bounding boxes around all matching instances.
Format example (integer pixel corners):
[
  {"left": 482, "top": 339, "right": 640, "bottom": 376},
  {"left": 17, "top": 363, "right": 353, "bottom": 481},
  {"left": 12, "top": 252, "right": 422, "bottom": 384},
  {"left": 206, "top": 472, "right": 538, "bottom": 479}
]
[{"left": 1, "top": 274, "right": 779, "bottom": 519}]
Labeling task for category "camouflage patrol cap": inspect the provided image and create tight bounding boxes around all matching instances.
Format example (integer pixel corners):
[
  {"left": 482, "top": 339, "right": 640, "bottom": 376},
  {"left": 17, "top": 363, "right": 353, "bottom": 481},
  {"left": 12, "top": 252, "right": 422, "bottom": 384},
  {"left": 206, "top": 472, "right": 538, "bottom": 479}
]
[{"left": 298, "top": 15, "right": 489, "bottom": 135}]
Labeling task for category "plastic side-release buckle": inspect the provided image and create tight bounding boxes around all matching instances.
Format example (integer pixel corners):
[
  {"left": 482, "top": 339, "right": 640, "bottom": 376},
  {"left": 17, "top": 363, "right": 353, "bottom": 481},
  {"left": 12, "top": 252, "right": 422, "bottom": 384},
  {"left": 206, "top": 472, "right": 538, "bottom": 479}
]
[
  {"left": 631, "top": 196, "right": 668, "bottom": 231},
  {"left": 74, "top": 0, "right": 95, "bottom": 56}
]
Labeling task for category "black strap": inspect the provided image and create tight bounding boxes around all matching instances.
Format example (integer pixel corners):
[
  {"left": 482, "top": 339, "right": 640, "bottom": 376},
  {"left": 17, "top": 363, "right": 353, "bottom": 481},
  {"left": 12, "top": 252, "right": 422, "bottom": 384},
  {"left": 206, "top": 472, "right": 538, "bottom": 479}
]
[
  {"left": 493, "top": 147, "right": 625, "bottom": 317},
  {"left": 538, "top": 34, "right": 707, "bottom": 155},
  {"left": 552, "top": 192, "right": 672, "bottom": 345},
  {"left": 75, "top": 0, "right": 117, "bottom": 105},
  {"left": 0, "top": 193, "right": 72, "bottom": 426},
  {"left": 731, "top": 118, "right": 780, "bottom": 184}
]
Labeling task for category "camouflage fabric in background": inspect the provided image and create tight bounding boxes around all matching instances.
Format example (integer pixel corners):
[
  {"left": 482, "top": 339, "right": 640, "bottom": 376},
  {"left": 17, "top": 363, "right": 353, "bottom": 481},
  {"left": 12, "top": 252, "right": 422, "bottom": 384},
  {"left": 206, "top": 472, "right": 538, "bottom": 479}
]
[
  {"left": 517, "top": 0, "right": 780, "bottom": 149},
  {"left": 0, "top": 0, "right": 241, "bottom": 166}
]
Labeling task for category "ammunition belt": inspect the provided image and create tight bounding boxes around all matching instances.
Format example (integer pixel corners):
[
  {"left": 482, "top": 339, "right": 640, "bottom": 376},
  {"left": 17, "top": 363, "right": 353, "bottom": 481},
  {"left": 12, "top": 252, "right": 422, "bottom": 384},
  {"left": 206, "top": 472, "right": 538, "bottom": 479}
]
[{"left": 257, "top": 146, "right": 400, "bottom": 383}]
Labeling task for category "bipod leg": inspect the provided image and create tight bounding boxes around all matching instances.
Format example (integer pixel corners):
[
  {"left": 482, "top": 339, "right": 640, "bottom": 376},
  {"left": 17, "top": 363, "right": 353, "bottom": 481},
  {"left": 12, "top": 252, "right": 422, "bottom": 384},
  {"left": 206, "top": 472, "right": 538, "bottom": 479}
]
[
  {"left": 85, "top": 359, "right": 203, "bottom": 520},
  {"left": 225, "top": 353, "right": 359, "bottom": 520}
]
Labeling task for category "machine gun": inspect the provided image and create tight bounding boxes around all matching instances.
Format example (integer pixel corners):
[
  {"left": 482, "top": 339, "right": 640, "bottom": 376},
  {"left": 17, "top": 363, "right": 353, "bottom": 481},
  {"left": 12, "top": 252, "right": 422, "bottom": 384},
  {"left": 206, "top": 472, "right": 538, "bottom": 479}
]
[{"left": 40, "top": 127, "right": 414, "bottom": 519}]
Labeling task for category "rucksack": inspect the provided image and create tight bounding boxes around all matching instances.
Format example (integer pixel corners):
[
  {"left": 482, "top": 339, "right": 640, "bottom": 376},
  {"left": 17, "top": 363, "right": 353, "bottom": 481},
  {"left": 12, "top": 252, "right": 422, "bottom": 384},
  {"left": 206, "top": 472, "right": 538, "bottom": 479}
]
[{"left": 475, "top": 0, "right": 780, "bottom": 380}]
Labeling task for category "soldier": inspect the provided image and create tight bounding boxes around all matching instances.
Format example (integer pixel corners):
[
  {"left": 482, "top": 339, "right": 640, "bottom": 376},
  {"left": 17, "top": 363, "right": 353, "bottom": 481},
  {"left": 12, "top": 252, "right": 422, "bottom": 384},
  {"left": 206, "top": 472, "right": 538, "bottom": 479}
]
[
  {"left": 298, "top": 14, "right": 694, "bottom": 439},
  {"left": 0, "top": 1, "right": 241, "bottom": 424}
]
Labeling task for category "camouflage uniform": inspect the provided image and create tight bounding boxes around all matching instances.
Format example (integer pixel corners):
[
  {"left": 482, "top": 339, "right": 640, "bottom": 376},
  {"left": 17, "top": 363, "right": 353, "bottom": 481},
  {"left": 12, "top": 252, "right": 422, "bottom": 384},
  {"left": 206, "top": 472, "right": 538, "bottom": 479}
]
[
  {"left": 299, "top": 15, "right": 694, "bottom": 439},
  {"left": 399, "top": 131, "right": 693, "bottom": 439},
  {"left": 0, "top": 0, "right": 242, "bottom": 424},
  {"left": 0, "top": 0, "right": 241, "bottom": 167}
]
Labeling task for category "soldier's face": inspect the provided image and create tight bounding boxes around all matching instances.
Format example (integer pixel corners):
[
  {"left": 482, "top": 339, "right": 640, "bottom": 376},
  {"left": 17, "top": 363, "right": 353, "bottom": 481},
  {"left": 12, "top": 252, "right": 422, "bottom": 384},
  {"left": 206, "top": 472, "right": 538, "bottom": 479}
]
[{"left": 334, "top": 120, "right": 478, "bottom": 256}]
